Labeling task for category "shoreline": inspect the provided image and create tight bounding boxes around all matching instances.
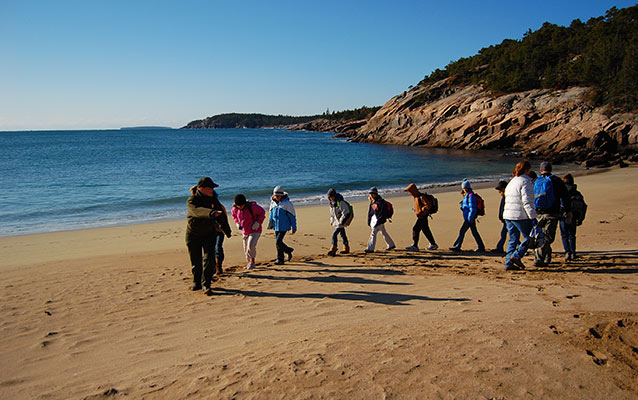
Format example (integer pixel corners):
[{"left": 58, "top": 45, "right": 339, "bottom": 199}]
[{"left": 1, "top": 165, "right": 637, "bottom": 399}]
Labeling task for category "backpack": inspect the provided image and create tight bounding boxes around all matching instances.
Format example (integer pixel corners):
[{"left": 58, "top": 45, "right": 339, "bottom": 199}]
[
  {"left": 384, "top": 200, "right": 394, "bottom": 219},
  {"left": 570, "top": 191, "right": 587, "bottom": 225},
  {"left": 472, "top": 193, "right": 485, "bottom": 216},
  {"left": 420, "top": 193, "right": 438, "bottom": 215},
  {"left": 338, "top": 199, "right": 355, "bottom": 226},
  {"left": 534, "top": 175, "right": 555, "bottom": 210}
]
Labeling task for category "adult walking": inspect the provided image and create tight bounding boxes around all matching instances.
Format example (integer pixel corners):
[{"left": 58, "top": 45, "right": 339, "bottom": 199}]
[
  {"left": 268, "top": 186, "right": 297, "bottom": 265},
  {"left": 404, "top": 183, "right": 438, "bottom": 251},
  {"left": 186, "top": 177, "right": 231, "bottom": 295},
  {"left": 365, "top": 187, "right": 395, "bottom": 253},
  {"left": 450, "top": 180, "right": 485, "bottom": 252},
  {"left": 502, "top": 161, "right": 537, "bottom": 270},
  {"left": 534, "top": 161, "right": 571, "bottom": 267}
]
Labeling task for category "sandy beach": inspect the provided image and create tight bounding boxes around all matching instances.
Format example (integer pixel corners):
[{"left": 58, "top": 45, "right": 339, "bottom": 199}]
[{"left": 1, "top": 166, "right": 637, "bottom": 399}]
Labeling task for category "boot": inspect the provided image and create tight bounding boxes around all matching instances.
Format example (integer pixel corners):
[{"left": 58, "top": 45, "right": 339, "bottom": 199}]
[
  {"left": 340, "top": 244, "right": 350, "bottom": 254},
  {"left": 327, "top": 245, "right": 337, "bottom": 257},
  {"left": 215, "top": 258, "right": 224, "bottom": 275}
]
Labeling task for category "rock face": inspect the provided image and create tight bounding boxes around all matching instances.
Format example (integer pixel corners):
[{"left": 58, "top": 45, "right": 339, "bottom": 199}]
[{"left": 347, "top": 79, "right": 638, "bottom": 164}]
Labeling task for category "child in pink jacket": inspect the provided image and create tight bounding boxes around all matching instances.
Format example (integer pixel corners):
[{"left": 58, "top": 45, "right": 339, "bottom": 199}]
[{"left": 231, "top": 194, "right": 266, "bottom": 269}]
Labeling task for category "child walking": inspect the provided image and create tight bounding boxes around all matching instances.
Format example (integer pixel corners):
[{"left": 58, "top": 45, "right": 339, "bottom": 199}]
[
  {"left": 404, "top": 183, "right": 438, "bottom": 251},
  {"left": 268, "top": 186, "right": 297, "bottom": 265},
  {"left": 450, "top": 179, "right": 486, "bottom": 252},
  {"left": 232, "top": 194, "right": 266, "bottom": 270},
  {"left": 327, "top": 188, "right": 352, "bottom": 256},
  {"left": 365, "top": 187, "right": 395, "bottom": 253}
]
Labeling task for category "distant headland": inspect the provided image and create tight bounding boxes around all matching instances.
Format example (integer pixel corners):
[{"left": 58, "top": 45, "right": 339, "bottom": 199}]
[{"left": 121, "top": 126, "right": 173, "bottom": 130}]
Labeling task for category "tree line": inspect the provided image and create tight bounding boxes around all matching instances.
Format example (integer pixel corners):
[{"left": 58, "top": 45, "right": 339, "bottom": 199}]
[{"left": 419, "top": 6, "right": 638, "bottom": 111}]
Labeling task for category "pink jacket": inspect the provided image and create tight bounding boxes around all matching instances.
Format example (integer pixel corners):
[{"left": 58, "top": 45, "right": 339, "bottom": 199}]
[{"left": 231, "top": 202, "right": 266, "bottom": 235}]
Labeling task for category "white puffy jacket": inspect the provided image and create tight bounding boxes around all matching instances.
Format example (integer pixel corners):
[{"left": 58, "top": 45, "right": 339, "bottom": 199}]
[{"left": 503, "top": 175, "right": 537, "bottom": 220}]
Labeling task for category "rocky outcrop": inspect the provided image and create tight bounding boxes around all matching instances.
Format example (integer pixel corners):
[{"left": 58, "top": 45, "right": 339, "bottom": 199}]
[
  {"left": 347, "top": 79, "right": 638, "bottom": 165},
  {"left": 286, "top": 118, "right": 367, "bottom": 136}
]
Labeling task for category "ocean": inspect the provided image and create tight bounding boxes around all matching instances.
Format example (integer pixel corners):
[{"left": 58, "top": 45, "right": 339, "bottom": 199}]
[{"left": 0, "top": 128, "right": 569, "bottom": 237}]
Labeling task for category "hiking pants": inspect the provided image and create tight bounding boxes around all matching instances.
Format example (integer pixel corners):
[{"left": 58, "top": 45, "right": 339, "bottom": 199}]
[
  {"left": 452, "top": 220, "right": 485, "bottom": 250},
  {"left": 367, "top": 223, "right": 395, "bottom": 251},
  {"left": 331, "top": 227, "right": 349, "bottom": 247},
  {"left": 275, "top": 231, "right": 293, "bottom": 263},
  {"left": 412, "top": 216, "right": 436, "bottom": 247},
  {"left": 242, "top": 232, "right": 261, "bottom": 261},
  {"left": 535, "top": 213, "right": 559, "bottom": 264},
  {"left": 559, "top": 220, "right": 577, "bottom": 256},
  {"left": 186, "top": 232, "right": 216, "bottom": 287}
]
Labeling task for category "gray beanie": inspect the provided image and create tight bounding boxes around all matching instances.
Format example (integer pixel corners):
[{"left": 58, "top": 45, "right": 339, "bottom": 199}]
[
  {"left": 461, "top": 179, "right": 471, "bottom": 190},
  {"left": 368, "top": 187, "right": 378, "bottom": 195}
]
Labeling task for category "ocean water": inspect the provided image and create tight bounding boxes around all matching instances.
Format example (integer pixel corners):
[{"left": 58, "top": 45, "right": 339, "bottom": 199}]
[{"left": 0, "top": 128, "right": 564, "bottom": 237}]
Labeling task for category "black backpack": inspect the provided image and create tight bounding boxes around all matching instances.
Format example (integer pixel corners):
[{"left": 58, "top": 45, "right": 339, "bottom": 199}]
[{"left": 570, "top": 191, "right": 587, "bottom": 225}]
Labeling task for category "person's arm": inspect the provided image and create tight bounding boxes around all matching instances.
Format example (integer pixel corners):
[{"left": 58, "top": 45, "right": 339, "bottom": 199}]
[
  {"left": 468, "top": 194, "right": 477, "bottom": 221},
  {"left": 187, "top": 199, "right": 219, "bottom": 219},
  {"left": 521, "top": 181, "right": 537, "bottom": 220},
  {"left": 338, "top": 201, "right": 350, "bottom": 225}
]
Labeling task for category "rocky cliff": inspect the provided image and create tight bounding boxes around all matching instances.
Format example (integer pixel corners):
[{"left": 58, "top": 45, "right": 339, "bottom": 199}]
[{"left": 346, "top": 79, "right": 638, "bottom": 166}]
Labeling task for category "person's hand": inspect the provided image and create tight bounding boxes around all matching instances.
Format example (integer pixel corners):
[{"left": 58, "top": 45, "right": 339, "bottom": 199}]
[
  {"left": 291, "top": 229, "right": 297, "bottom": 235},
  {"left": 251, "top": 222, "right": 260, "bottom": 230},
  {"left": 214, "top": 211, "right": 223, "bottom": 217}
]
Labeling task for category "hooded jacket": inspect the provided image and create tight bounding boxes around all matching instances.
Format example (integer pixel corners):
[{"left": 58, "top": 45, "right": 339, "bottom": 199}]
[
  {"left": 503, "top": 175, "right": 537, "bottom": 221},
  {"left": 186, "top": 189, "right": 232, "bottom": 237},
  {"left": 269, "top": 194, "right": 297, "bottom": 232},
  {"left": 329, "top": 193, "right": 351, "bottom": 228},
  {"left": 367, "top": 195, "right": 388, "bottom": 227},
  {"left": 460, "top": 190, "right": 479, "bottom": 222},
  {"left": 405, "top": 183, "right": 431, "bottom": 217},
  {"left": 232, "top": 201, "right": 266, "bottom": 235}
]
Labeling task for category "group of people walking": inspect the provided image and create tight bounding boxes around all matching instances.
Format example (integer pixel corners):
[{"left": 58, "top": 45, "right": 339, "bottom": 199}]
[{"left": 185, "top": 159, "right": 587, "bottom": 293}]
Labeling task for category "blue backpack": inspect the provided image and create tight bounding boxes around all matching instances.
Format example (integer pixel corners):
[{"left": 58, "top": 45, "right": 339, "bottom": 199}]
[{"left": 534, "top": 175, "right": 555, "bottom": 209}]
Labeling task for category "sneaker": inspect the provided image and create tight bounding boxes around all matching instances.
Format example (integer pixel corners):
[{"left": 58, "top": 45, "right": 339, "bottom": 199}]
[
  {"left": 405, "top": 245, "right": 419, "bottom": 251},
  {"left": 449, "top": 247, "right": 461, "bottom": 252},
  {"left": 385, "top": 245, "right": 396, "bottom": 251},
  {"left": 190, "top": 284, "right": 202, "bottom": 291},
  {"left": 286, "top": 249, "right": 294, "bottom": 261},
  {"left": 364, "top": 249, "right": 374, "bottom": 253},
  {"left": 274, "top": 260, "right": 285, "bottom": 265},
  {"left": 426, "top": 244, "right": 438, "bottom": 250},
  {"left": 245, "top": 262, "right": 255, "bottom": 270},
  {"left": 510, "top": 257, "right": 526, "bottom": 270},
  {"left": 203, "top": 287, "right": 214, "bottom": 296},
  {"left": 565, "top": 253, "right": 573, "bottom": 262}
]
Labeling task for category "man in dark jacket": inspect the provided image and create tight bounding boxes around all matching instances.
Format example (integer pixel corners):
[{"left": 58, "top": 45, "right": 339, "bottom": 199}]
[
  {"left": 186, "top": 177, "right": 232, "bottom": 295},
  {"left": 534, "top": 162, "right": 571, "bottom": 267}
]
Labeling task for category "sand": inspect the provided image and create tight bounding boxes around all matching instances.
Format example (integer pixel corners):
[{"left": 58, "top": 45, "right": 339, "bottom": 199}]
[{"left": 1, "top": 166, "right": 637, "bottom": 399}]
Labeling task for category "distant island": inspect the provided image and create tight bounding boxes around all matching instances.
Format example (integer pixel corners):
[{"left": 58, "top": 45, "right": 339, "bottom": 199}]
[
  {"left": 183, "top": 5, "right": 638, "bottom": 166},
  {"left": 121, "top": 126, "right": 173, "bottom": 130}
]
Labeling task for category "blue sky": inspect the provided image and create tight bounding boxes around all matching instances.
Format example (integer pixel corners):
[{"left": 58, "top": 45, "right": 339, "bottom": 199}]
[{"left": 0, "top": 0, "right": 634, "bottom": 130}]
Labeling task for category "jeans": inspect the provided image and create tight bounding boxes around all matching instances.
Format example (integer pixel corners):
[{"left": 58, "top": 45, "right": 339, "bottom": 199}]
[
  {"left": 495, "top": 221, "right": 508, "bottom": 251},
  {"left": 214, "top": 232, "right": 225, "bottom": 263},
  {"left": 560, "top": 220, "right": 577, "bottom": 255},
  {"left": 186, "top": 232, "right": 216, "bottom": 287},
  {"left": 412, "top": 216, "right": 436, "bottom": 247},
  {"left": 452, "top": 220, "right": 485, "bottom": 250},
  {"left": 367, "top": 223, "right": 395, "bottom": 251},
  {"left": 331, "top": 227, "right": 349, "bottom": 247},
  {"left": 504, "top": 219, "right": 534, "bottom": 267},
  {"left": 275, "top": 231, "right": 293, "bottom": 262},
  {"left": 535, "top": 214, "right": 559, "bottom": 264}
]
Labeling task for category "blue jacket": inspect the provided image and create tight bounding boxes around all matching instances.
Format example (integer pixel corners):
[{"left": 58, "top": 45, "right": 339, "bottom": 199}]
[
  {"left": 269, "top": 196, "right": 297, "bottom": 232},
  {"left": 461, "top": 191, "right": 478, "bottom": 222}
]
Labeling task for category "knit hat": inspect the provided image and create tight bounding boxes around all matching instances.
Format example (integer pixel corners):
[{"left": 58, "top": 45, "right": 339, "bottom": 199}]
[
  {"left": 540, "top": 161, "right": 552, "bottom": 173},
  {"left": 368, "top": 187, "right": 378, "bottom": 195},
  {"left": 234, "top": 194, "right": 247, "bottom": 206},
  {"left": 327, "top": 188, "right": 337, "bottom": 198},
  {"left": 494, "top": 180, "right": 508, "bottom": 191},
  {"left": 197, "top": 177, "right": 219, "bottom": 189},
  {"left": 461, "top": 179, "right": 471, "bottom": 190},
  {"left": 273, "top": 186, "right": 285, "bottom": 196}
]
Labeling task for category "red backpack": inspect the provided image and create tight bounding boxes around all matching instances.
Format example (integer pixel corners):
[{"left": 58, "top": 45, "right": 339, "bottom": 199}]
[
  {"left": 384, "top": 200, "right": 394, "bottom": 219},
  {"left": 472, "top": 193, "right": 485, "bottom": 216}
]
